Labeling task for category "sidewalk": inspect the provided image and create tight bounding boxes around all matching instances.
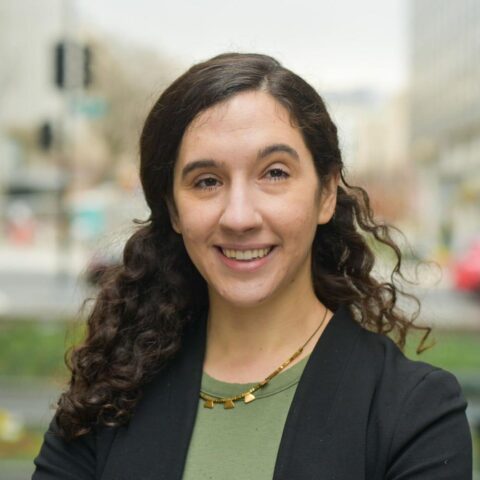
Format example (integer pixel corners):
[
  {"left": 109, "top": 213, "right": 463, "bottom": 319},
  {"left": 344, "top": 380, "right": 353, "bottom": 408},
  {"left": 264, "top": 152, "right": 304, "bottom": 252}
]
[
  {"left": 0, "top": 244, "right": 91, "bottom": 319},
  {"left": 0, "top": 243, "right": 89, "bottom": 276}
]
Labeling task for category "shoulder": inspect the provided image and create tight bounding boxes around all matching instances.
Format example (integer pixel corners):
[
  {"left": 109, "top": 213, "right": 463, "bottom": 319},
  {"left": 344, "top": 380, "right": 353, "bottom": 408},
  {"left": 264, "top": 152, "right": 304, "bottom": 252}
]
[
  {"left": 359, "top": 325, "right": 468, "bottom": 431},
  {"left": 322, "top": 304, "right": 466, "bottom": 416},
  {"left": 351, "top": 327, "right": 471, "bottom": 477},
  {"left": 352, "top": 322, "right": 455, "bottom": 395},
  {"left": 330, "top": 304, "right": 442, "bottom": 393},
  {"left": 33, "top": 413, "right": 117, "bottom": 479}
]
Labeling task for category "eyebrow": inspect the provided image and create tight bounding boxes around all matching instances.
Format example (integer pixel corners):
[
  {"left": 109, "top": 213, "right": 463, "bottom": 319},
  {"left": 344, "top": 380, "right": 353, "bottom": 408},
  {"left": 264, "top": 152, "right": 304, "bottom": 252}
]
[
  {"left": 180, "top": 143, "right": 299, "bottom": 180},
  {"left": 257, "top": 143, "right": 299, "bottom": 162}
]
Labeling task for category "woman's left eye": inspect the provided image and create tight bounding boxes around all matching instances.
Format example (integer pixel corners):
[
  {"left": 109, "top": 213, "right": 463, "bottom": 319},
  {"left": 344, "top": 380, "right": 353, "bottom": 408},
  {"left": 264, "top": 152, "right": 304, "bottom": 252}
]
[
  {"left": 265, "top": 168, "right": 289, "bottom": 181},
  {"left": 194, "top": 177, "right": 220, "bottom": 190}
]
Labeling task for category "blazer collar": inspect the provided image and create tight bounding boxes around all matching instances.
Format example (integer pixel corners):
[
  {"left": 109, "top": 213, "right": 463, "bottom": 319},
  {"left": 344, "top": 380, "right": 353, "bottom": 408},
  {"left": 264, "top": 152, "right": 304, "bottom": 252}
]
[
  {"left": 101, "top": 304, "right": 363, "bottom": 480},
  {"left": 273, "top": 303, "right": 363, "bottom": 478}
]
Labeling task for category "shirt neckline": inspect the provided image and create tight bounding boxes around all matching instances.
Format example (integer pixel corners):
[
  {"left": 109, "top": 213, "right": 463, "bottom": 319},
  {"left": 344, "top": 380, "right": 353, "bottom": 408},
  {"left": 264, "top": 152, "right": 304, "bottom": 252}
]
[{"left": 201, "top": 353, "right": 311, "bottom": 399}]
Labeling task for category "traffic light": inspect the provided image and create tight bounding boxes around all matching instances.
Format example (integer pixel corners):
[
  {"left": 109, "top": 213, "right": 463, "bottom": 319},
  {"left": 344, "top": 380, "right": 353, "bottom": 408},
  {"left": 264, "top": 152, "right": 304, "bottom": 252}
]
[
  {"left": 54, "top": 42, "right": 66, "bottom": 88},
  {"left": 38, "top": 122, "right": 53, "bottom": 151},
  {"left": 54, "top": 40, "right": 93, "bottom": 89},
  {"left": 83, "top": 46, "right": 92, "bottom": 88}
]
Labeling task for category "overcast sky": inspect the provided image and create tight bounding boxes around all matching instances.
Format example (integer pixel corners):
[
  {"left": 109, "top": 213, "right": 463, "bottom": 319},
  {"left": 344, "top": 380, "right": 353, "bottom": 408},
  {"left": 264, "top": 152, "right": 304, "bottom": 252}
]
[{"left": 77, "top": 0, "right": 408, "bottom": 94}]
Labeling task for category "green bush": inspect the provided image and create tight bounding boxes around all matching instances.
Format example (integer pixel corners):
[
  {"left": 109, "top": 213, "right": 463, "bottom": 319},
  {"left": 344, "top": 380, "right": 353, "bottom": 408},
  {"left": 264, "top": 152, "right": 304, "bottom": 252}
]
[
  {"left": 404, "top": 329, "right": 480, "bottom": 372},
  {"left": 0, "top": 318, "right": 479, "bottom": 378},
  {"left": 0, "top": 320, "right": 84, "bottom": 379}
]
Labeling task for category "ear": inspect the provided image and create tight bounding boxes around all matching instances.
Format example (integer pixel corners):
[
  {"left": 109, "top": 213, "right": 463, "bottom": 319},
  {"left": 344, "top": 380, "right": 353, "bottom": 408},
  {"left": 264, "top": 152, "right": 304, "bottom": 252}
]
[
  {"left": 317, "top": 171, "right": 340, "bottom": 225},
  {"left": 166, "top": 199, "right": 182, "bottom": 234}
]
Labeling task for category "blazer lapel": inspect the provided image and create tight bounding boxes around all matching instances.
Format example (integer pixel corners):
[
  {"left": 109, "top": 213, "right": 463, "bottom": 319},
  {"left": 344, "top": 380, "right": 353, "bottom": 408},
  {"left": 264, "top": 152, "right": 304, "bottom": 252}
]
[
  {"left": 100, "top": 311, "right": 208, "bottom": 480},
  {"left": 273, "top": 304, "right": 364, "bottom": 479},
  {"left": 101, "top": 304, "right": 364, "bottom": 480}
]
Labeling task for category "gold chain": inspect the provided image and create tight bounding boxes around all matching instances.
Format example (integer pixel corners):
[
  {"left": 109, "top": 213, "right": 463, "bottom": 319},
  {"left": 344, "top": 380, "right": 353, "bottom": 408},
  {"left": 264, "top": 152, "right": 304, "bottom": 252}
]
[{"left": 199, "top": 307, "right": 329, "bottom": 410}]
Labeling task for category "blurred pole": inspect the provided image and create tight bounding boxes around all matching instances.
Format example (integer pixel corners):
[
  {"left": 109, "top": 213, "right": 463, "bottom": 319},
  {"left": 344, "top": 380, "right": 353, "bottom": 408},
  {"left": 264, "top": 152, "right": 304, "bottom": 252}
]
[{"left": 55, "top": 0, "right": 76, "bottom": 280}]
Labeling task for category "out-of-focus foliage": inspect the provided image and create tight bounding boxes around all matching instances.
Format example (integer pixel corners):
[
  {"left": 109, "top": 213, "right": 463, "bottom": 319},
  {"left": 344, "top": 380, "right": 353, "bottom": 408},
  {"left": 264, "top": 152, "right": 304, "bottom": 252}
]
[
  {"left": 0, "top": 319, "right": 479, "bottom": 379},
  {"left": 404, "top": 330, "right": 480, "bottom": 372},
  {"left": 86, "top": 37, "right": 179, "bottom": 180},
  {"left": 0, "top": 320, "right": 84, "bottom": 378}
]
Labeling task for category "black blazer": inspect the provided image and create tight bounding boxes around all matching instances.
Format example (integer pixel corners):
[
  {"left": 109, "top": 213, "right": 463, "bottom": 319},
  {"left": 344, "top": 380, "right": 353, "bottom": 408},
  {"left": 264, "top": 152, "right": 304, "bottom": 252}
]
[{"left": 33, "top": 304, "right": 473, "bottom": 479}]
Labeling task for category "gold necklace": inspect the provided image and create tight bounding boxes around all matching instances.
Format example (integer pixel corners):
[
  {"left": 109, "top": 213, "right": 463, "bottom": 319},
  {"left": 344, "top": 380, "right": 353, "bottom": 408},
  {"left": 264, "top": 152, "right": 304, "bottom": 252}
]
[{"left": 199, "top": 307, "right": 329, "bottom": 409}]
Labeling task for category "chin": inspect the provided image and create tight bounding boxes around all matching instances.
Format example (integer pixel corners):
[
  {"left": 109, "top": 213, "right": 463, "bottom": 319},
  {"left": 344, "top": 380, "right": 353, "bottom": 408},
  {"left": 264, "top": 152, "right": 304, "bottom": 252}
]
[{"left": 212, "top": 287, "right": 275, "bottom": 308}]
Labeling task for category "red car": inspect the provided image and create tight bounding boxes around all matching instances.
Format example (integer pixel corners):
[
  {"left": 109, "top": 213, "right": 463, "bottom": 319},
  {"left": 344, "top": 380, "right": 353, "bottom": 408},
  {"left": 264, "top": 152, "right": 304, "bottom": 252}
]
[{"left": 452, "top": 237, "right": 480, "bottom": 291}]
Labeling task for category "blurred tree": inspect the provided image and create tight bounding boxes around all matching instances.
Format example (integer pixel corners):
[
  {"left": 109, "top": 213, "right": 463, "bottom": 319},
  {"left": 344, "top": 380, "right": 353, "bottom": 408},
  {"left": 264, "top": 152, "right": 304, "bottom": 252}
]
[
  {"left": 85, "top": 36, "right": 180, "bottom": 181},
  {"left": 352, "top": 166, "right": 417, "bottom": 223}
]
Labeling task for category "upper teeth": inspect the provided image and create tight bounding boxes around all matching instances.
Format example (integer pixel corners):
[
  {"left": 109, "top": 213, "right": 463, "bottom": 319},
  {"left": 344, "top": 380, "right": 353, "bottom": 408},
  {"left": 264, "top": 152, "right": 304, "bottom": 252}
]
[{"left": 221, "top": 247, "right": 272, "bottom": 260}]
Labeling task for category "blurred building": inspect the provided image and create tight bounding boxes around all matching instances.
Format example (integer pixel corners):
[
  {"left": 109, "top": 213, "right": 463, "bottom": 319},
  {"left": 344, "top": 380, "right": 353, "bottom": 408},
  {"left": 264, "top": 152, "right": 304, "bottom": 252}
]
[
  {"left": 0, "top": 0, "right": 64, "bottom": 129},
  {"left": 0, "top": 0, "right": 177, "bottom": 254},
  {"left": 0, "top": 0, "right": 66, "bottom": 246},
  {"left": 324, "top": 89, "right": 383, "bottom": 172},
  {"left": 355, "top": 92, "right": 409, "bottom": 176},
  {"left": 409, "top": 0, "right": 480, "bottom": 254},
  {"left": 325, "top": 89, "right": 416, "bottom": 227}
]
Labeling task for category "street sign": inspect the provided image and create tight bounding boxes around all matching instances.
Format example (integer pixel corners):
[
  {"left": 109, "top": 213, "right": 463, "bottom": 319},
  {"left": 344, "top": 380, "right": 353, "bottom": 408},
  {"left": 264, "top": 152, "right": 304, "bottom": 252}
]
[{"left": 69, "top": 96, "right": 108, "bottom": 118}]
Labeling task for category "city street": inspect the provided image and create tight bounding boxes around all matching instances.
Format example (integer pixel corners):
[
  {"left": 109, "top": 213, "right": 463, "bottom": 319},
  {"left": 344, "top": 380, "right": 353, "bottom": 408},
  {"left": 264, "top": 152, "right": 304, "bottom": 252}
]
[
  {"left": 1, "top": 244, "right": 479, "bottom": 328},
  {"left": 0, "top": 269, "right": 479, "bottom": 327},
  {"left": 0, "top": 246, "right": 478, "bottom": 478},
  {"left": 1, "top": 0, "right": 479, "bottom": 476},
  {"left": 0, "top": 244, "right": 92, "bottom": 319}
]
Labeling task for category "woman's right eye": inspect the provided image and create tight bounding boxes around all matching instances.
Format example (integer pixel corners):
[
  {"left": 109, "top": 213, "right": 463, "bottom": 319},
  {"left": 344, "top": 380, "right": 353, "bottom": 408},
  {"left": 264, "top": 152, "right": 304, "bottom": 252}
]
[{"left": 194, "top": 177, "right": 220, "bottom": 190}]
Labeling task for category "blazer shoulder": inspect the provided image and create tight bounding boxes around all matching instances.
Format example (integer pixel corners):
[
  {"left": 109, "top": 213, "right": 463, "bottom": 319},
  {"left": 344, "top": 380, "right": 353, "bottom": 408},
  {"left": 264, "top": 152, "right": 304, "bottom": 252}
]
[
  {"left": 350, "top": 324, "right": 469, "bottom": 422},
  {"left": 33, "top": 413, "right": 117, "bottom": 479},
  {"left": 330, "top": 306, "right": 455, "bottom": 406},
  {"left": 356, "top": 325, "right": 445, "bottom": 392},
  {"left": 384, "top": 365, "right": 471, "bottom": 478},
  {"left": 352, "top": 327, "right": 471, "bottom": 478},
  {"left": 334, "top": 305, "right": 440, "bottom": 390}
]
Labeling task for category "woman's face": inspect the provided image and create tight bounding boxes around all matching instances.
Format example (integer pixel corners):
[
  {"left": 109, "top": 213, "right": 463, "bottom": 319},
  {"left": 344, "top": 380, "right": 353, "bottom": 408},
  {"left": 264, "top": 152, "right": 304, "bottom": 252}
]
[{"left": 171, "top": 90, "right": 338, "bottom": 308}]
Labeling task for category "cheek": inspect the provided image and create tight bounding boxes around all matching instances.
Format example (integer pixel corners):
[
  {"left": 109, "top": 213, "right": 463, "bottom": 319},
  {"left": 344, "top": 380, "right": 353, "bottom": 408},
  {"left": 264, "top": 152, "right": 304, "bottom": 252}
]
[
  {"left": 272, "top": 198, "right": 318, "bottom": 266},
  {"left": 286, "top": 215, "right": 317, "bottom": 260},
  {"left": 175, "top": 205, "right": 217, "bottom": 269},
  {"left": 274, "top": 191, "right": 319, "bottom": 241},
  {"left": 179, "top": 221, "right": 216, "bottom": 279},
  {"left": 176, "top": 199, "right": 214, "bottom": 240}
]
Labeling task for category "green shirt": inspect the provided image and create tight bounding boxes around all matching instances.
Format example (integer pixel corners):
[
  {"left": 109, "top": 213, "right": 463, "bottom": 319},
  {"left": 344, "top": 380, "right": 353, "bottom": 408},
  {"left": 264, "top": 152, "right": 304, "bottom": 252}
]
[{"left": 182, "top": 354, "right": 311, "bottom": 479}]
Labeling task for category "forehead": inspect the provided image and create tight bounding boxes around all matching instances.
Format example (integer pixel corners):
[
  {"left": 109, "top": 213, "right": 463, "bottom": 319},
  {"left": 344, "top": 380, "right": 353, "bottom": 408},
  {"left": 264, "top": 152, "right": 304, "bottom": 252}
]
[
  {"left": 188, "top": 90, "right": 293, "bottom": 130},
  {"left": 177, "top": 91, "right": 306, "bottom": 159}
]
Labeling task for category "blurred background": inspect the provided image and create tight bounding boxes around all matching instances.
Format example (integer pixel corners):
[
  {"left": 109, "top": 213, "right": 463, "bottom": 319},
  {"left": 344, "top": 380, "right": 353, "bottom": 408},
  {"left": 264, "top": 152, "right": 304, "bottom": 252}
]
[{"left": 0, "top": 0, "right": 479, "bottom": 477}]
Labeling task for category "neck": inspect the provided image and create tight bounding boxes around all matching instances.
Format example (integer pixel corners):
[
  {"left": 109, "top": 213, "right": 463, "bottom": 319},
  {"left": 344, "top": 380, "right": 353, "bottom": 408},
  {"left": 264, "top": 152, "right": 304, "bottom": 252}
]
[{"left": 203, "top": 287, "right": 332, "bottom": 383}]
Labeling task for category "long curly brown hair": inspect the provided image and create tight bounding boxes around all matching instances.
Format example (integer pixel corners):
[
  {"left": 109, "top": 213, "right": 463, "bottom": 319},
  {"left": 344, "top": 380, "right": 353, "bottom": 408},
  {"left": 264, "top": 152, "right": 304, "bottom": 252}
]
[{"left": 56, "top": 52, "right": 432, "bottom": 440}]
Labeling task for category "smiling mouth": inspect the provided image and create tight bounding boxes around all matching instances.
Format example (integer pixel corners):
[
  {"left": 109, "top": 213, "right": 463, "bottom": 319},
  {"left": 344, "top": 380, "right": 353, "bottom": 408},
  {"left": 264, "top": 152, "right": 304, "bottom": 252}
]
[{"left": 217, "top": 246, "right": 275, "bottom": 261}]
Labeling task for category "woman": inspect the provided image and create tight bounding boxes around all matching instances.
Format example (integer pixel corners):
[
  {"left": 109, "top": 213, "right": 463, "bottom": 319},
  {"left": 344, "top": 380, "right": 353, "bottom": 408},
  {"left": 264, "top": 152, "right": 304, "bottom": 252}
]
[{"left": 33, "top": 52, "right": 472, "bottom": 479}]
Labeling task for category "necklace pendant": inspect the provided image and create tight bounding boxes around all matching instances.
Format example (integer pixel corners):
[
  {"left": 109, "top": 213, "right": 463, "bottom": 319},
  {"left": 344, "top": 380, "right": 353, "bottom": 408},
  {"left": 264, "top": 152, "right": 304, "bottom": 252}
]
[
  {"left": 244, "top": 393, "right": 256, "bottom": 404},
  {"left": 203, "top": 399, "right": 214, "bottom": 409},
  {"left": 224, "top": 399, "right": 235, "bottom": 409}
]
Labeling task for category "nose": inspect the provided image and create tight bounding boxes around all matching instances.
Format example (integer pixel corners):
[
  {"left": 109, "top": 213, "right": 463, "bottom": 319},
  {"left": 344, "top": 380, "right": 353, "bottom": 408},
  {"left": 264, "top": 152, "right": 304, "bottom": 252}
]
[{"left": 218, "top": 182, "right": 262, "bottom": 234}]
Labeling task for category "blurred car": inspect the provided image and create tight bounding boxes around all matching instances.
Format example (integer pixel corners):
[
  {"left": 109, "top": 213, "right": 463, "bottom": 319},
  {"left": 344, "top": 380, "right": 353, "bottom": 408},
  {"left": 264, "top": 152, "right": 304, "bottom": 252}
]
[{"left": 451, "top": 237, "right": 480, "bottom": 292}]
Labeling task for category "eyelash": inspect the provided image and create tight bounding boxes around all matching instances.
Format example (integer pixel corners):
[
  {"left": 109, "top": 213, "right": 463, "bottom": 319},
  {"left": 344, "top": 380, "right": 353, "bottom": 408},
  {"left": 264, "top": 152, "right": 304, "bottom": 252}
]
[
  {"left": 194, "top": 177, "right": 219, "bottom": 191},
  {"left": 194, "top": 168, "right": 290, "bottom": 191}
]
